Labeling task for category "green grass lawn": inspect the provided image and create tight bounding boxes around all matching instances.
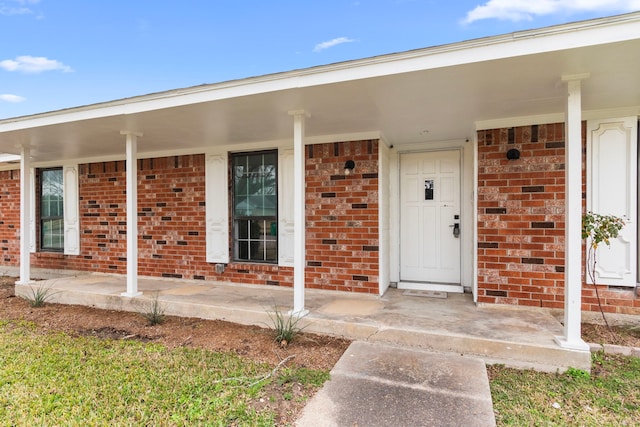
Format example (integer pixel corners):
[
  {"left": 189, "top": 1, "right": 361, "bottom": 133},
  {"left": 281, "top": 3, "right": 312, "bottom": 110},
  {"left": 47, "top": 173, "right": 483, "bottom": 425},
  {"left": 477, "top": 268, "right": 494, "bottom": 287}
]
[
  {"left": 489, "top": 352, "right": 640, "bottom": 426},
  {"left": 0, "top": 320, "right": 328, "bottom": 426}
]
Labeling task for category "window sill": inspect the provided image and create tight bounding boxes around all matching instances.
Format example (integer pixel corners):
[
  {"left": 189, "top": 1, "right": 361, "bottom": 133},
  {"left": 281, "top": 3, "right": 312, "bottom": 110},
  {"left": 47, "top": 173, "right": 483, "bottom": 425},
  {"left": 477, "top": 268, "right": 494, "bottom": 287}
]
[
  {"left": 228, "top": 262, "right": 279, "bottom": 272},
  {"left": 34, "top": 251, "right": 65, "bottom": 258}
]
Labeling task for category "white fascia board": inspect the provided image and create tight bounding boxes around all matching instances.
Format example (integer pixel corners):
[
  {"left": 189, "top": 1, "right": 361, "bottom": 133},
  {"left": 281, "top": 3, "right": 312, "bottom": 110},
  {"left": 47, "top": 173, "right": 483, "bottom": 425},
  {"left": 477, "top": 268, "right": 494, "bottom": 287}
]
[
  {"left": 18, "top": 131, "right": 385, "bottom": 170},
  {"left": 0, "top": 154, "right": 21, "bottom": 162},
  {"left": 476, "top": 113, "right": 566, "bottom": 130},
  {"left": 1, "top": 13, "right": 639, "bottom": 133},
  {"left": 476, "top": 106, "right": 640, "bottom": 131},
  {"left": 583, "top": 107, "right": 640, "bottom": 121}
]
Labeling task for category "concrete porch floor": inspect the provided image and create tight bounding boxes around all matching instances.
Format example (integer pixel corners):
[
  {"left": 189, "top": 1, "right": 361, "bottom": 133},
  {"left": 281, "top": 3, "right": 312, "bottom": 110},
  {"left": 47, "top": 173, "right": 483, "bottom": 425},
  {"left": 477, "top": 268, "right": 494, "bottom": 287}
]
[{"left": 15, "top": 273, "right": 591, "bottom": 372}]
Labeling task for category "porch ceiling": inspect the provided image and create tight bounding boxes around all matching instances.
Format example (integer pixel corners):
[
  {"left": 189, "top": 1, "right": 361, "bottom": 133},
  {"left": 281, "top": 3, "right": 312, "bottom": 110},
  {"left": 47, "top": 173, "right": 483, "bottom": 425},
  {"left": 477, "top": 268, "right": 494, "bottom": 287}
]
[{"left": 1, "top": 14, "right": 640, "bottom": 164}]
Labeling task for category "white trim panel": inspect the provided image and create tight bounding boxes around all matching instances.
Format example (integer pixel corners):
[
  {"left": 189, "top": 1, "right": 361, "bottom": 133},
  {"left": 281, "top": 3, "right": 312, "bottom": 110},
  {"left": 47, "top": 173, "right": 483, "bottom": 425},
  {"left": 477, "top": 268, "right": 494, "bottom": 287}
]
[
  {"left": 278, "top": 149, "right": 295, "bottom": 267},
  {"left": 587, "top": 117, "right": 638, "bottom": 286},
  {"left": 205, "top": 153, "right": 230, "bottom": 264},
  {"left": 63, "top": 164, "right": 80, "bottom": 255},
  {"left": 29, "top": 168, "right": 35, "bottom": 253},
  {"left": 378, "top": 140, "right": 391, "bottom": 295}
]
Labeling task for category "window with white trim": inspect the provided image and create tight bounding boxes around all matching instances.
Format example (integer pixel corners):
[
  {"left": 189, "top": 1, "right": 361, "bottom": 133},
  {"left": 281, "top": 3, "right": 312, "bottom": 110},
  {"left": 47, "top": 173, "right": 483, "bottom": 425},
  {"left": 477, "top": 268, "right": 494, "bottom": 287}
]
[
  {"left": 39, "top": 168, "right": 64, "bottom": 251},
  {"left": 231, "top": 151, "right": 278, "bottom": 262}
]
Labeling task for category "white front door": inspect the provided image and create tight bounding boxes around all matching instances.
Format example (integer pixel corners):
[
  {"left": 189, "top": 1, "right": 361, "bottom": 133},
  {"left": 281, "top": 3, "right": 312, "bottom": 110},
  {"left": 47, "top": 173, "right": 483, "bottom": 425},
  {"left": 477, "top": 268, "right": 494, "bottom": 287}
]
[{"left": 399, "top": 150, "right": 461, "bottom": 289}]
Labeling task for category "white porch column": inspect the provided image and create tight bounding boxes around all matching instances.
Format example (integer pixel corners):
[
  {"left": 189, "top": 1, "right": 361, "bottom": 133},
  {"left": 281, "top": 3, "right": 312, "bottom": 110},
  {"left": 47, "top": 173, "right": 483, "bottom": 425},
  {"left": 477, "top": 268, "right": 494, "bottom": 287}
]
[
  {"left": 555, "top": 74, "right": 589, "bottom": 351},
  {"left": 16, "top": 145, "right": 34, "bottom": 285},
  {"left": 289, "top": 110, "right": 309, "bottom": 316},
  {"left": 121, "top": 131, "right": 142, "bottom": 297}
]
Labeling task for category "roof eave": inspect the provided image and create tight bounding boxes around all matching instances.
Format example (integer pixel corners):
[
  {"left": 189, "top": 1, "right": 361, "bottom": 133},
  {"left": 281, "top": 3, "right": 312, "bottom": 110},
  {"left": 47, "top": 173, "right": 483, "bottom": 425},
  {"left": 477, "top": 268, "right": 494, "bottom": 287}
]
[{"left": 1, "top": 11, "right": 639, "bottom": 131}]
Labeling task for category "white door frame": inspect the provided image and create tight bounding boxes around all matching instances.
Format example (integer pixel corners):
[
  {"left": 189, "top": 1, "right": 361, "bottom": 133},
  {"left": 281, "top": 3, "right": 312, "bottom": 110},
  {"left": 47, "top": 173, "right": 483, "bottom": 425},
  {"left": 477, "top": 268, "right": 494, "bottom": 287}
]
[{"left": 389, "top": 139, "right": 474, "bottom": 296}]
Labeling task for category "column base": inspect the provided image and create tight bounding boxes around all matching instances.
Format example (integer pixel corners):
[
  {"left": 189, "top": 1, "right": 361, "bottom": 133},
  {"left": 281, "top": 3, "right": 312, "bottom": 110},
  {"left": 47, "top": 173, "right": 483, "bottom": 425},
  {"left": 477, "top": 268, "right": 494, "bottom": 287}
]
[
  {"left": 554, "top": 335, "right": 590, "bottom": 352},
  {"left": 288, "top": 308, "right": 309, "bottom": 318},
  {"left": 121, "top": 291, "right": 142, "bottom": 298},
  {"left": 15, "top": 280, "right": 36, "bottom": 286}
]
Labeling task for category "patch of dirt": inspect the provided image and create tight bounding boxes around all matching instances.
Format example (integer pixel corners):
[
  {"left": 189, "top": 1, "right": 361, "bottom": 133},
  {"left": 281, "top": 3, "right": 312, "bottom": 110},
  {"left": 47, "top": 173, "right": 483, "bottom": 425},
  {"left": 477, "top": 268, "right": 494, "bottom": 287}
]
[
  {"left": 582, "top": 322, "right": 640, "bottom": 348},
  {"left": 0, "top": 277, "right": 350, "bottom": 426}
]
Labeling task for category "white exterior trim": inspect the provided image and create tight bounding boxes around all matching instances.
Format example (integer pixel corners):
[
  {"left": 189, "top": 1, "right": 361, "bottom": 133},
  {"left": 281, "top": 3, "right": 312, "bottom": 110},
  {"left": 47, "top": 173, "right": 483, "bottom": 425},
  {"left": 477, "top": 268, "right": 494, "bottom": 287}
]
[
  {"left": 205, "top": 152, "right": 230, "bottom": 264},
  {"left": 121, "top": 132, "right": 142, "bottom": 297},
  {"left": 472, "top": 132, "right": 479, "bottom": 302},
  {"left": 378, "top": 140, "right": 391, "bottom": 295},
  {"left": 0, "top": 131, "right": 385, "bottom": 173},
  {"left": 475, "top": 108, "right": 640, "bottom": 133},
  {"left": 278, "top": 149, "right": 295, "bottom": 267},
  {"left": 476, "top": 113, "right": 565, "bottom": 131},
  {"left": 555, "top": 78, "right": 589, "bottom": 352},
  {"left": 290, "top": 110, "right": 308, "bottom": 316},
  {"left": 63, "top": 164, "right": 80, "bottom": 255},
  {"left": 17, "top": 145, "right": 34, "bottom": 285},
  {"left": 29, "top": 168, "right": 35, "bottom": 253},
  {"left": 586, "top": 117, "right": 638, "bottom": 287},
  {"left": 3, "top": 14, "right": 640, "bottom": 133}
]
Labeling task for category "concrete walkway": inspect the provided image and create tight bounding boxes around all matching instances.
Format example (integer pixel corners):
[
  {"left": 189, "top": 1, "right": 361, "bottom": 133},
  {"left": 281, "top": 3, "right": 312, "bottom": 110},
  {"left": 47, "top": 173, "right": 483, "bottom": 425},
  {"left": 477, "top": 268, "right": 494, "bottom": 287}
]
[
  {"left": 16, "top": 272, "right": 597, "bottom": 426},
  {"left": 297, "top": 341, "right": 496, "bottom": 427},
  {"left": 15, "top": 272, "right": 591, "bottom": 372}
]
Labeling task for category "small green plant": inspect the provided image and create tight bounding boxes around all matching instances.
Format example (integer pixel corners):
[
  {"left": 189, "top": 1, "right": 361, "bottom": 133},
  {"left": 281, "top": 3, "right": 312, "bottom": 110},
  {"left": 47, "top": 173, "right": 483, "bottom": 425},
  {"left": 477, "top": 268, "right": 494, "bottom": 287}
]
[
  {"left": 21, "top": 285, "right": 56, "bottom": 307},
  {"left": 565, "top": 367, "right": 590, "bottom": 379},
  {"left": 582, "top": 211, "right": 625, "bottom": 329},
  {"left": 267, "top": 307, "right": 305, "bottom": 345},
  {"left": 143, "top": 291, "right": 166, "bottom": 326}
]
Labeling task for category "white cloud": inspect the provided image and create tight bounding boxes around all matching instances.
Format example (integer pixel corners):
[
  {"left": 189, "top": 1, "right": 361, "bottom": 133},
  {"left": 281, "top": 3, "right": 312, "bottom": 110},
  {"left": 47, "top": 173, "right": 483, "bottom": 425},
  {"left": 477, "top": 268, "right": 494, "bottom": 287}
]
[
  {"left": 313, "top": 37, "right": 355, "bottom": 52},
  {"left": 0, "top": 0, "right": 40, "bottom": 16},
  {"left": 0, "top": 56, "right": 73, "bottom": 73},
  {"left": 0, "top": 94, "right": 25, "bottom": 103},
  {"left": 463, "top": 0, "right": 640, "bottom": 24}
]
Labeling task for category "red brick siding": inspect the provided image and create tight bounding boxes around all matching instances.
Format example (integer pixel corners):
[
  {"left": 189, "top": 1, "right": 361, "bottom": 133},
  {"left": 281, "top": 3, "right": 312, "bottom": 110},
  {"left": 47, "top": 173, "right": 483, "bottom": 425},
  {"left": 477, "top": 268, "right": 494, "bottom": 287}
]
[
  {"left": 1, "top": 142, "right": 380, "bottom": 293},
  {"left": 477, "top": 124, "right": 568, "bottom": 309},
  {"left": 305, "top": 140, "right": 379, "bottom": 293},
  {"left": 74, "top": 155, "right": 293, "bottom": 286},
  {"left": 138, "top": 156, "right": 206, "bottom": 279},
  {"left": 0, "top": 170, "right": 20, "bottom": 265},
  {"left": 78, "top": 161, "right": 127, "bottom": 271},
  {"left": 477, "top": 123, "right": 640, "bottom": 315}
]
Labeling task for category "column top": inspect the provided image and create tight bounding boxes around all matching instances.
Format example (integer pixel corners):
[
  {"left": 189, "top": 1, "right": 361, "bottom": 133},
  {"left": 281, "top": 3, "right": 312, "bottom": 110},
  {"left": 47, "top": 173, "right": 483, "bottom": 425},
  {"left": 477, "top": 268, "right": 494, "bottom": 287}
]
[
  {"left": 561, "top": 73, "right": 590, "bottom": 82},
  {"left": 288, "top": 109, "right": 310, "bottom": 118},
  {"left": 119, "top": 130, "right": 143, "bottom": 137}
]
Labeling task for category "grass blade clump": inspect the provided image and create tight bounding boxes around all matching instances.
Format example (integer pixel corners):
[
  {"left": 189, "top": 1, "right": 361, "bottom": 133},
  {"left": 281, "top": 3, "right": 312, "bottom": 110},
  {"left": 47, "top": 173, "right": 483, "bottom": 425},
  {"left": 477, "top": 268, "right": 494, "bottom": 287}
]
[
  {"left": 142, "top": 291, "right": 166, "bottom": 326},
  {"left": 267, "top": 307, "right": 305, "bottom": 345},
  {"left": 21, "top": 284, "right": 56, "bottom": 307}
]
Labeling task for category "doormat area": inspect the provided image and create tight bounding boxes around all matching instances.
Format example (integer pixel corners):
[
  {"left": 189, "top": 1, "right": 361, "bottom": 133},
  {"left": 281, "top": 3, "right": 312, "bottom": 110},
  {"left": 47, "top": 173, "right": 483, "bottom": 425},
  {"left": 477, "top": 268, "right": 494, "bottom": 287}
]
[{"left": 403, "top": 290, "right": 448, "bottom": 299}]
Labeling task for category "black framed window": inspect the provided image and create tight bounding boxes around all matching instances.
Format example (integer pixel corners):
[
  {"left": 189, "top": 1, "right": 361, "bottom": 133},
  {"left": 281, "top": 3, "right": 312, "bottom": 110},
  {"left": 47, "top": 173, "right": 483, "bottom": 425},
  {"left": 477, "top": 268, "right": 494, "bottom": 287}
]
[
  {"left": 40, "top": 168, "right": 64, "bottom": 251},
  {"left": 232, "top": 151, "right": 277, "bottom": 262}
]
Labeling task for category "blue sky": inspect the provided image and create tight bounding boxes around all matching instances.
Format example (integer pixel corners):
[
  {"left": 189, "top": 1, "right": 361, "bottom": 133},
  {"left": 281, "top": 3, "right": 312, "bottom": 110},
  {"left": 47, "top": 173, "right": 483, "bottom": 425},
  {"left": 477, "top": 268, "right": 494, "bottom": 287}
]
[{"left": 1, "top": 0, "right": 639, "bottom": 119}]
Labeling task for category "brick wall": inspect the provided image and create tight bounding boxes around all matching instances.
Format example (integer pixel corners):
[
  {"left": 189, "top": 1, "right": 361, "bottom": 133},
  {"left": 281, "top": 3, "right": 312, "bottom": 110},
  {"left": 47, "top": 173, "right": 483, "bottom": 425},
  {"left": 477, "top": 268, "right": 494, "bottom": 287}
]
[
  {"left": 477, "top": 123, "right": 640, "bottom": 315},
  {"left": 0, "top": 141, "right": 380, "bottom": 293},
  {"left": 0, "top": 170, "right": 20, "bottom": 265},
  {"left": 305, "top": 140, "right": 379, "bottom": 293},
  {"left": 477, "top": 123, "right": 569, "bottom": 309},
  {"left": 74, "top": 155, "right": 294, "bottom": 286}
]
